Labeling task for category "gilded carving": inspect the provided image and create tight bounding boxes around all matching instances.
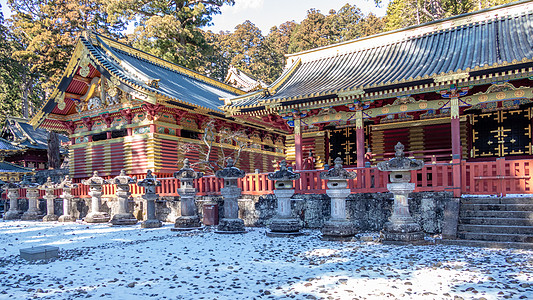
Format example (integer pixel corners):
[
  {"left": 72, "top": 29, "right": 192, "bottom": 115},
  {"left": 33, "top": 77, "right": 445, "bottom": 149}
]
[{"left": 450, "top": 98, "right": 459, "bottom": 119}]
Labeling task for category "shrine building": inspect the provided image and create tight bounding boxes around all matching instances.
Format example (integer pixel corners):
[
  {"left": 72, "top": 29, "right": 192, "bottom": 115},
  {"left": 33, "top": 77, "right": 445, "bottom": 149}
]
[
  {"left": 222, "top": 1, "right": 533, "bottom": 196},
  {"left": 30, "top": 32, "right": 287, "bottom": 180}
]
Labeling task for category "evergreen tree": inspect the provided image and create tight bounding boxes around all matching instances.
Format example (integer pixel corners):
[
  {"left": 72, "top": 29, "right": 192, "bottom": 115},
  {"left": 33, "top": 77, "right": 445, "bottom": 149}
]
[
  {"left": 384, "top": 0, "right": 515, "bottom": 31},
  {"left": 106, "top": 0, "right": 234, "bottom": 71}
]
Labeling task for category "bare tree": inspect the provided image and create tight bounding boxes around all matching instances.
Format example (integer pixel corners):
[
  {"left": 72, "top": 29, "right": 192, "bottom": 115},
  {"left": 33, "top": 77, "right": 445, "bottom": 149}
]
[{"left": 179, "top": 119, "right": 249, "bottom": 174}]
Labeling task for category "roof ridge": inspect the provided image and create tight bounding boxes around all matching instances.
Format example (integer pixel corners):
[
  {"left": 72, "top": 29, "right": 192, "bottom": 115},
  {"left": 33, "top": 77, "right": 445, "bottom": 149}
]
[
  {"left": 90, "top": 32, "right": 245, "bottom": 96},
  {"left": 13, "top": 120, "right": 36, "bottom": 145},
  {"left": 286, "top": 0, "right": 533, "bottom": 63}
]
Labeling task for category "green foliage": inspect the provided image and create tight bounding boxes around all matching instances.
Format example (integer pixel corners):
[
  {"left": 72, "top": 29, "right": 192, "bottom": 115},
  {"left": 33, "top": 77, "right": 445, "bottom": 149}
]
[
  {"left": 384, "top": 0, "right": 516, "bottom": 31},
  {"left": 106, "top": 0, "right": 234, "bottom": 71}
]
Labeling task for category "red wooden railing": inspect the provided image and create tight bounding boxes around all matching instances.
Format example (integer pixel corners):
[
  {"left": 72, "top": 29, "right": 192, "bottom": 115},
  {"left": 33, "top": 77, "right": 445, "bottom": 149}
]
[
  {"left": 462, "top": 158, "right": 533, "bottom": 196},
  {"left": 2, "top": 158, "right": 533, "bottom": 199}
]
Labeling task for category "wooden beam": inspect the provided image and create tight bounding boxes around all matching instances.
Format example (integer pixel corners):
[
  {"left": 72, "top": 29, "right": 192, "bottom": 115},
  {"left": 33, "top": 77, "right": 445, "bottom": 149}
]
[
  {"left": 65, "top": 92, "right": 81, "bottom": 100},
  {"left": 73, "top": 75, "right": 91, "bottom": 84}
]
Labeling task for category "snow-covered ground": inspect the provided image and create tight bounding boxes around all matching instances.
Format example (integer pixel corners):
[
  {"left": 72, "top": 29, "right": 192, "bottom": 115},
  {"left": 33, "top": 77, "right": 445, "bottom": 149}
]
[{"left": 0, "top": 221, "right": 532, "bottom": 300}]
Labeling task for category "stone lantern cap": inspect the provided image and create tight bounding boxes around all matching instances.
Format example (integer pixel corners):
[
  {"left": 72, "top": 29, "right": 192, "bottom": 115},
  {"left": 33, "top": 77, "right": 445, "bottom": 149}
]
[
  {"left": 38, "top": 177, "right": 56, "bottom": 191},
  {"left": 19, "top": 175, "right": 39, "bottom": 189},
  {"left": 320, "top": 158, "right": 356, "bottom": 180},
  {"left": 215, "top": 158, "right": 245, "bottom": 179},
  {"left": 56, "top": 175, "right": 78, "bottom": 190},
  {"left": 82, "top": 171, "right": 109, "bottom": 186},
  {"left": 377, "top": 142, "right": 423, "bottom": 172},
  {"left": 137, "top": 170, "right": 161, "bottom": 188},
  {"left": 112, "top": 170, "right": 137, "bottom": 185},
  {"left": 4, "top": 178, "right": 20, "bottom": 189},
  {"left": 174, "top": 158, "right": 203, "bottom": 181},
  {"left": 268, "top": 160, "right": 300, "bottom": 182}
]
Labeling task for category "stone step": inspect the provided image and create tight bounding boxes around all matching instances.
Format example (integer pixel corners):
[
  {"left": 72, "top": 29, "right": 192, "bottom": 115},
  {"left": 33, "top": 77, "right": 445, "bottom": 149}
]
[
  {"left": 460, "top": 217, "right": 533, "bottom": 226},
  {"left": 437, "top": 239, "right": 533, "bottom": 249},
  {"left": 457, "top": 232, "right": 533, "bottom": 243},
  {"left": 461, "top": 198, "right": 533, "bottom": 205},
  {"left": 460, "top": 210, "right": 533, "bottom": 218},
  {"left": 458, "top": 224, "right": 533, "bottom": 234},
  {"left": 460, "top": 204, "right": 533, "bottom": 211}
]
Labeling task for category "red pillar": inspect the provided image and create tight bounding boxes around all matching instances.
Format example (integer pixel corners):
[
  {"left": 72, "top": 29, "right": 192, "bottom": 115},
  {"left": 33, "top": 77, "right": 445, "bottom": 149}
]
[
  {"left": 355, "top": 110, "right": 365, "bottom": 168},
  {"left": 106, "top": 132, "right": 112, "bottom": 139},
  {"left": 127, "top": 128, "right": 132, "bottom": 136},
  {"left": 451, "top": 97, "right": 462, "bottom": 197},
  {"left": 150, "top": 124, "right": 156, "bottom": 133},
  {"left": 294, "top": 117, "right": 303, "bottom": 170}
]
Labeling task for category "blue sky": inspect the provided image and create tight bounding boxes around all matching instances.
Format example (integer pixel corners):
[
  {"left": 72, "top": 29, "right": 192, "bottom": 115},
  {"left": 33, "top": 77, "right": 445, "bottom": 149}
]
[{"left": 1, "top": 0, "right": 388, "bottom": 35}]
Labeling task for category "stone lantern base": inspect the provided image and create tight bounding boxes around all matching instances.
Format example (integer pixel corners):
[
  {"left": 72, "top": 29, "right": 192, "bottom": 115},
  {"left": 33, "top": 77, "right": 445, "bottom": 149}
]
[
  {"left": 267, "top": 218, "right": 302, "bottom": 237},
  {"left": 382, "top": 221, "right": 425, "bottom": 244},
  {"left": 141, "top": 219, "right": 162, "bottom": 228},
  {"left": 85, "top": 212, "right": 110, "bottom": 223},
  {"left": 21, "top": 211, "right": 41, "bottom": 221},
  {"left": 4, "top": 210, "right": 22, "bottom": 220},
  {"left": 110, "top": 213, "right": 138, "bottom": 225},
  {"left": 172, "top": 215, "right": 201, "bottom": 231},
  {"left": 321, "top": 220, "right": 357, "bottom": 241},
  {"left": 215, "top": 218, "right": 246, "bottom": 234},
  {"left": 42, "top": 214, "right": 59, "bottom": 222},
  {"left": 58, "top": 215, "right": 77, "bottom": 222}
]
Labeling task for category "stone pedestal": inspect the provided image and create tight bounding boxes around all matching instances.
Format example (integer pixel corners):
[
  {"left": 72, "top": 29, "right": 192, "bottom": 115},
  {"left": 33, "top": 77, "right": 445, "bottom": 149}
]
[
  {"left": 22, "top": 188, "right": 41, "bottom": 220},
  {"left": 84, "top": 189, "right": 109, "bottom": 223},
  {"left": 215, "top": 158, "right": 246, "bottom": 234},
  {"left": 110, "top": 170, "right": 138, "bottom": 225},
  {"left": 82, "top": 172, "right": 110, "bottom": 223},
  {"left": 141, "top": 193, "right": 161, "bottom": 228},
  {"left": 57, "top": 175, "right": 78, "bottom": 222},
  {"left": 40, "top": 178, "right": 59, "bottom": 222},
  {"left": 138, "top": 170, "right": 162, "bottom": 228},
  {"left": 4, "top": 186, "right": 21, "bottom": 220},
  {"left": 320, "top": 158, "right": 357, "bottom": 240},
  {"left": 267, "top": 188, "right": 302, "bottom": 236},
  {"left": 382, "top": 183, "right": 424, "bottom": 243},
  {"left": 172, "top": 159, "right": 203, "bottom": 231},
  {"left": 173, "top": 187, "right": 201, "bottom": 230},
  {"left": 321, "top": 188, "right": 356, "bottom": 240},
  {"left": 216, "top": 186, "right": 245, "bottom": 233}
]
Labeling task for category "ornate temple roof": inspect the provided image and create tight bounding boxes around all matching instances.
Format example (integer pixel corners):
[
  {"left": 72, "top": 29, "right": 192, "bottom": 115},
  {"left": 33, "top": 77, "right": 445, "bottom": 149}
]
[
  {"left": 223, "top": 1, "right": 533, "bottom": 114},
  {"left": 2, "top": 117, "right": 68, "bottom": 150},
  {"left": 0, "top": 161, "right": 33, "bottom": 174},
  {"left": 0, "top": 137, "right": 23, "bottom": 152},
  {"left": 31, "top": 32, "right": 245, "bottom": 128},
  {"left": 225, "top": 66, "right": 268, "bottom": 92}
]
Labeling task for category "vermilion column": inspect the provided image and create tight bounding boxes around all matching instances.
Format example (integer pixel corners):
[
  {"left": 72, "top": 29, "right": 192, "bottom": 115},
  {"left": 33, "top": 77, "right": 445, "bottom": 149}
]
[
  {"left": 294, "top": 117, "right": 303, "bottom": 170},
  {"left": 450, "top": 97, "right": 462, "bottom": 197},
  {"left": 355, "top": 109, "right": 365, "bottom": 168}
]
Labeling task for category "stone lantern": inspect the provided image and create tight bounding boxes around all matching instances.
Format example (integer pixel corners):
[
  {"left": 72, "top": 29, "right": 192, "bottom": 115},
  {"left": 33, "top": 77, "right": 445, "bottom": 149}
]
[
  {"left": 215, "top": 158, "right": 246, "bottom": 233},
  {"left": 39, "top": 177, "right": 58, "bottom": 222},
  {"left": 266, "top": 160, "right": 302, "bottom": 237},
  {"left": 82, "top": 171, "right": 110, "bottom": 223},
  {"left": 110, "top": 170, "right": 138, "bottom": 225},
  {"left": 173, "top": 158, "right": 203, "bottom": 231},
  {"left": 20, "top": 175, "right": 41, "bottom": 221},
  {"left": 319, "top": 157, "right": 357, "bottom": 240},
  {"left": 137, "top": 170, "right": 162, "bottom": 228},
  {"left": 4, "top": 180, "right": 21, "bottom": 220},
  {"left": 56, "top": 175, "right": 78, "bottom": 222},
  {"left": 377, "top": 142, "right": 425, "bottom": 243}
]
